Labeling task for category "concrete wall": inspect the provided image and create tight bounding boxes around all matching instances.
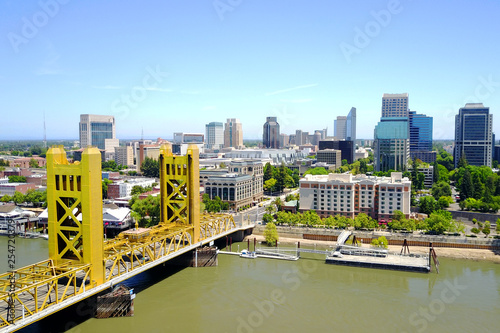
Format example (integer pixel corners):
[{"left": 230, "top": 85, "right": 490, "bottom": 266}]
[{"left": 449, "top": 210, "right": 500, "bottom": 223}]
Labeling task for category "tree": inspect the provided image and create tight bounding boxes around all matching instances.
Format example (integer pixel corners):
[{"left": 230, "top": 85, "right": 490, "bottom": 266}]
[
  {"left": 140, "top": 157, "right": 159, "bottom": 178},
  {"left": 432, "top": 181, "right": 452, "bottom": 200},
  {"left": 131, "top": 195, "right": 161, "bottom": 227},
  {"left": 371, "top": 236, "right": 388, "bottom": 249},
  {"left": 341, "top": 159, "right": 348, "bottom": 166},
  {"left": 275, "top": 163, "right": 288, "bottom": 193},
  {"left": 273, "top": 198, "right": 283, "bottom": 212},
  {"left": 432, "top": 161, "right": 439, "bottom": 184},
  {"left": 219, "top": 162, "right": 227, "bottom": 169},
  {"left": 29, "top": 158, "right": 39, "bottom": 168},
  {"left": 482, "top": 222, "right": 490, "bottom": 237},
  {"left": 264, "top": 178, "right": 277, "bottom": 192},
  {"left": 102, "top": 179, "right": 112, "bottom": 199},
  {"left": 8, "top": 176, "right": 26, "bottom": 183},
  {"left": 303, "top": 167, "right": 328, "bottom": 176},
  {"left": 264, "top": 222, "right": 279, "bottom": 245},
  {"left": 262, "top": 213, "right": 274, "bottom": 224},
  {"left": 418, "top": 196, "right": 438, "bottom": 215},
  {"left": 12, "top": 191, "right": 25, "bottom": 204},
  {"left": 471, "top": 227, "right": 480, "bottom": 235},
  {"left": 0, "top": 195, "right": 12, "bottom": 202},
  {"left": 496, "top": 219, "right": 500, "bottom": 233},
  {"left": 437, "top": 196, "right": 453, "bottom": 209},
  {"left": 263, "top": 163, "right": 274, "bottom": 182},
  {"left": 359, "top": 159, "right": 368, "bottom": 174},
  {"left": 425, "top": 210, "right": 453, "bottom": 234},
  {"left": 460, "top": 169, "right": 474, "bottom": 201},
  {"left": 457, "top": 156, "right": 468, "bottom": 169}
]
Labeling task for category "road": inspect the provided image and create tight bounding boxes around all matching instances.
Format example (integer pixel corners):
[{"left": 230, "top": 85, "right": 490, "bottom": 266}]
[{"left": 233, "top": 189, "right": 299, "bottom": 224}]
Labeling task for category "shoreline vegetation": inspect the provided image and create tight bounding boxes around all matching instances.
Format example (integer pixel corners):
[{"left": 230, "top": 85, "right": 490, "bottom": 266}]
[{"left": 244, "top": 234, "right": 500, "bottom": 264}]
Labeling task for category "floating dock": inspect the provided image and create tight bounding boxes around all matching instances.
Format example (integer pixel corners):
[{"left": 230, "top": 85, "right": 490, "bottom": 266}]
[{"left": 326, "top": 252, "right": 430, "bottom": 272}]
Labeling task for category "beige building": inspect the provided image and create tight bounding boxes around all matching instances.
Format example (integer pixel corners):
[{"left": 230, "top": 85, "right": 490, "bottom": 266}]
[
  {"left": 136, "top": 144, "right": 160, "bottom": 171},
  {"left": 115, "top": 145, "right": 134, "bottom": 167},
  {"left": 299, "top": 172, "right": 411, "bottom": 220},
  {"left": 316, "top": 149, "right": 341, "bottom": 168},
  {"left": 224, "top": 118, "right": 243, "bottom": 148}
]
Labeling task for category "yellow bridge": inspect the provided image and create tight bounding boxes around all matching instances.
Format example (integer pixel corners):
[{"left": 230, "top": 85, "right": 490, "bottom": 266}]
[{"left": 0, "top": 144, "right": 253, "bottom": 332}]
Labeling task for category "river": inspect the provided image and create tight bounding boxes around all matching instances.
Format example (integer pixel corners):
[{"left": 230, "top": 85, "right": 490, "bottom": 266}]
[{"left": 1, "top": 238, "right": 499, "bottom": 333}]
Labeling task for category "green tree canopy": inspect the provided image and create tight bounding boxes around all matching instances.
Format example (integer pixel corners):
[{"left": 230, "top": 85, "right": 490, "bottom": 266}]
[{"left": 141, "top": 157, "right": 159, "bottom": 178}]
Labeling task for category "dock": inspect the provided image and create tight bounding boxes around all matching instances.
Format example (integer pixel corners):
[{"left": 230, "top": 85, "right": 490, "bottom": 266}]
[{"left": 326, "top": 252, "right": 430, "bottom": 272}]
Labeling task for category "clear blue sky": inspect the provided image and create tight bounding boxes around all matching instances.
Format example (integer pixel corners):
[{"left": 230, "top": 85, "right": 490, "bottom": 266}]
[{"left": 1, "top": 0, "right": 499, "bottom": 141}]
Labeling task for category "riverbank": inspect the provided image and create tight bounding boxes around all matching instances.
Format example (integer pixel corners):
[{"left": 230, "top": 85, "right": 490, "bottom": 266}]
[{"left": 244, "top": 234, "right": 500, "bottom": 264}]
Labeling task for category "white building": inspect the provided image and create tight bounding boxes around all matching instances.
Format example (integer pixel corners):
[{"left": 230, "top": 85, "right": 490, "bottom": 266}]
[{"left": 299, "top": 172, "right": 411, "bottom": 220}]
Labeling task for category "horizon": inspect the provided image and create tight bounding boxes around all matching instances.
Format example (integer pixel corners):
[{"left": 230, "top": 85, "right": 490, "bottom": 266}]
[{"left": 1, "top": 1, "right": 499, "bottom": 141}]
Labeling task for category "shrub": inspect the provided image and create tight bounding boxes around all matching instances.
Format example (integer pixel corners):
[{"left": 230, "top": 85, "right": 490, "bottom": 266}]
[
  {"left": 371, "top": 236, "right": 388, "bottom": 249},
  {"left": 471, "top": 227, "right": 480, "bottom": 234}
]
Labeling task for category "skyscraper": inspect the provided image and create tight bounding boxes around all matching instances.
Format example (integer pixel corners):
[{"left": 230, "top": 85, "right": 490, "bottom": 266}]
[
  {"left": 409, "top": 111, "right": 433, "bottom": 151},
  {"left": 205, "top": 122, "right": 224, "bottom": 150},
  {"left": 374, "top": 118, "right": 410, "bottom": 172},
  {"left": 382, "top": 93, "right": 409, "bottom": 118},
  {"left": 263, "top": 117, "right": 280, "bottom": 148},
  {"left": 79, "top": 114, "right": 118, "bottom": 154},
  {"left": 224, "top": 118, "right": 243, "bottom": 148},
  {"left": 346, "top": 107, "right": 356, "bottom": 142},
  {"left": 334, "top": 116, "right": 347, "bottom": 140},
  {"left": 454, "top": 103, "right": 493, "bottom": 168}
]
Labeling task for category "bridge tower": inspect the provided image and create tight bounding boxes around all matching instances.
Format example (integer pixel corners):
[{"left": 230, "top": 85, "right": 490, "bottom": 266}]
[
  {"left": 46, "top": 146, "right": 104, "bottom": 286},
  {"left": 159, "top": 143, "right": 200, "bottom": 243}
]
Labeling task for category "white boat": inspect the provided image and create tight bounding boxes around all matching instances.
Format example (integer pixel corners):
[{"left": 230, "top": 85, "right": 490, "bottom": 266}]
[{"left": 240, "top": 249, "right": 257, "bottom": 259}]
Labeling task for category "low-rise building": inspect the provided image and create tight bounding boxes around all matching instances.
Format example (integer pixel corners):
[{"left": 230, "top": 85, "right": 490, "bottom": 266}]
[
  {"left": 9, "top": 157, "right": 46, "bottom": 168},
  {"left": 299, "top": 172, "right": 411, "bottom": 220},
  {"left": 107, "top": 178, "right": 157, "bottom": 199},
  {"left": 204, "top": 160, "right": 263, "bottom": 210},
  {"left": 0, "top": 183, "right": 37, "bottom": 196},
  {"left": 316, "top": 149, "right": 341, "bottom": 168}
]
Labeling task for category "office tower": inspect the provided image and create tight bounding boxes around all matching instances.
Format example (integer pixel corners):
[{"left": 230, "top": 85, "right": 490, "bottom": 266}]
[
  {"left": 409, "top": 111, "right": 433, "bottom": 151},
  {"left": 263, "top": 117, "right": 280, "bottom": 148},
  {"left": 318, "top": 140, "right": 354, "bottom": 164},
  {"left": 408, "top": 111, "right": 435, "bottom": 163},
  {"left": 334, "top": 116, "right": 347, "bottom": 140},
  {"left": 79, "top": 114, "right": 118, "bottom": 157},
  {"left": 295, "top": 130, "right": 303, "bottom": 145},
  {"left": 205, "top": 122, "right": 224, "bottom": 150},
  {"left": 114, "top": 145, "right": 134, "bottom": 167},
  {"left": 381, "top": 93, "right": 409, "bottom": 118},
  {"left": 374, "top": 118, "right": 410, "bottom": 172},
  {"left": 279, "top": 133, "right": 289, "bottom": 148},
  {"left": 346, "top": 107, "right": 356, "bottom": 141},
  {"left": 313, "top": 131, "right": 322, "bottom": 146},
  {"left": 224, "top": 118, "right": 243, "bottom": 148},
  {"left": 454, "top": 103, "right": 493, "bottom": 168}
]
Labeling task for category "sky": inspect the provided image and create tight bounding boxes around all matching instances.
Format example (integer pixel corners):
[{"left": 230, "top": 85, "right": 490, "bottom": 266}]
[{"left": 1, "top": 0, "right": 499, "bottom": 141}]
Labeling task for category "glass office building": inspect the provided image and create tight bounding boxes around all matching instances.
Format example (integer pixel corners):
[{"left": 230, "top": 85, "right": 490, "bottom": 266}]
[
  {"left": 454, "top": 103, "right": 493, "bottom": 168},
  {"left": 374, "top": 118, "right": 410, "bottom": 172}
]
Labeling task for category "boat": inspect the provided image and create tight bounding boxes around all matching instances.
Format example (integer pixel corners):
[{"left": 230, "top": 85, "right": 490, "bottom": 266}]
[{"left": 240, "top": 249, "right": 257, "bottom": 259}]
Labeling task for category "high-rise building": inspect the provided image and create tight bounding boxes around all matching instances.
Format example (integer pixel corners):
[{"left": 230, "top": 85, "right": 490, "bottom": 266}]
[
  {"left": 79, "top": 114, "right": 117, "bottom": 150},
  {"left": 374, "top": 118, "right": 410, "bottom": 172},
  {"left": 382, "top": 93, "right": 409, "bottom": 118},
  {"left": 334, "top": 116, "right": 347, "bottom": 140},
  {"left": 318, "top": 139, "right": 354, "bottom": 164},
  {"left": 454, "top": 103, "right": 493, "bottom": 168},
  {"left": 79, "top": 114, "right": 118, "bottom": 160},
  {"left": 279, "top": 133, "right": 290, "bottom": 148},
  {"left": 409, "top": 111, "right": 433, "bottom": 151},
  {"left": 205, "top": 122, "right": 224, "bottom": 150},
  {"left": 224, "top": 118, "right": 243, "bottom": 148},
  {"left": 263, "top": 117, "right": 280, "bottom": 148},
  {"left": 295, "top": 130, "right": 303, "bottom": 145},
  {"left": 346, "top": 107, "right": 356, "bottom": 142}
]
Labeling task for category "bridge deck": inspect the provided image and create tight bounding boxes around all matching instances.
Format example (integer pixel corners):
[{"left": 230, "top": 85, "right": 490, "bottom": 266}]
[{"left": 0, "top": 221, "right": 254, "bottom": 333}]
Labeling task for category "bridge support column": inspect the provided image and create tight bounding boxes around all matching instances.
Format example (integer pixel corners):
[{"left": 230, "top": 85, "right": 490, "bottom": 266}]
[
  {"left": 46, "top": 146, "right": 104, "bottom": 286},
  {"left": 159, "top": 143, "right": 200, "bottom": 243}
]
